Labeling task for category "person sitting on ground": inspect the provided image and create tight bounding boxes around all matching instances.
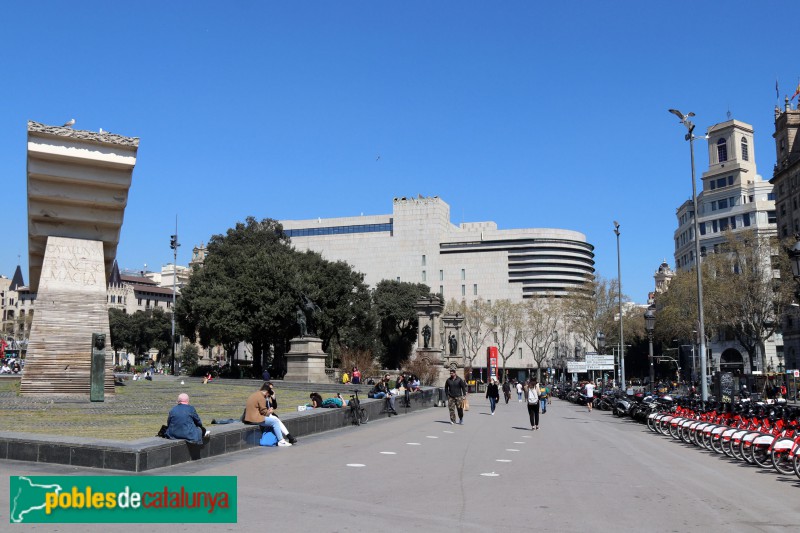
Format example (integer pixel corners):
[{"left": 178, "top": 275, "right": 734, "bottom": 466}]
[
  {"left": 164, "top": 393, "right": 208, "bottom": 444},
  {"left": 0, "top": 362, "right": 11, "bottom": 374},
  {"left": 342, "top": 371, "right": 350, "bottom": 384},
  {"left": 309, "top": 392, "right": 324, "bottom": 408},
  {"left": 410, "top": 375, "right": 422, "bottom": 392},
  {"left": 243, "top": 382, "right": 294, "bottom": 447}
]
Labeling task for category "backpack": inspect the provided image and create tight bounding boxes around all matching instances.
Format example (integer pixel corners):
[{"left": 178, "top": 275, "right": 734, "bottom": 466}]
[
  {"left": 527, "top": 387, "right": 538, "bottom": 404},
  {"left": 539, "top": 386, "right": 547, "bottom": 398}
]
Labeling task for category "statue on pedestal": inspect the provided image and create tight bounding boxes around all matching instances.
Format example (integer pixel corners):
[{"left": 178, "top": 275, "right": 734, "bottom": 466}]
[
  {"left": 422, "top": 324, "right": 431, "bottom": 348},
  {"left": 297, "top": 293, "right": 321, "bottom": 337},
  {"left": 448, "top": 333, "right": 458, "bottom": 355}
]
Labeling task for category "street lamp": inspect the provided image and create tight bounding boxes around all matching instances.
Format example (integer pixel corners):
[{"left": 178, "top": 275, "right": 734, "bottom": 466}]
[
  {"left": 669, "top": 108, "right": 709, "bottom": 401},
  {"left": 169, "top": 219, "right": 180, "bottom": 376},
  {"left": 614, "top": 221, "right": 626, "bottom": 389},
  {"left": 644, "top": 307, "right": 656, "bottom": 393},
  {"left": 597, "top": 331, "right": 606, "bottom": 387}
]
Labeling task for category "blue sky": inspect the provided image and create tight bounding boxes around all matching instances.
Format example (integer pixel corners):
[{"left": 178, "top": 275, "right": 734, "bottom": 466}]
[{"left": 1, "top": 1, "right": 797, "bottom": 303}]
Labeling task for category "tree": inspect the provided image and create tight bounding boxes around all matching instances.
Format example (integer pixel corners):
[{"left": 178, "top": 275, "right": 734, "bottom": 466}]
[
  {"left": 563, "top": 276, "right": 621, "bottom": 352},
  {"left": 372, "top": 280, "right": 431, "bottom": 368},
  {"left": 180, "top": 344, "right": 200, "bottom": 375},
  {"left": 703, "top": 231, "right": 794, "bottom": 371},
  {"left": 492, "top": 300, "right": 524, "bottom": 379},
  {"left": 448, "top": 298, "right": 494, "bottom": 376},
  {"left": 108, "top": 308, "right": 131, "bottom": 363},
  {"left": 520, "top": 297, "right": 562, "bottom": 381},
  {"left": 176, "top": 216, "right": 377, "bottom": 376}
]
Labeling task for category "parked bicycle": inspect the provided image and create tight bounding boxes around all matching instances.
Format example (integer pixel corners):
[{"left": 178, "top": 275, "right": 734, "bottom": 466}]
[{"left": 348, "top": 390, "right": 369, "bottom": 426}]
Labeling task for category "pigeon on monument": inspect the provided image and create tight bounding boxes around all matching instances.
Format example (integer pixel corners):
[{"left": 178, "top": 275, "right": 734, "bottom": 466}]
[{"left": 63, "top": 118, "right": 75, "bottom": 128}]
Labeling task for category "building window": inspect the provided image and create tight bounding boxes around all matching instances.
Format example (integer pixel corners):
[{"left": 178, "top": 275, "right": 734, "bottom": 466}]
[
  {"left": 439, "top": 285, "right": 443, "bottom": 296},
  {"left": 422, "top": 271, "right": 426, "bottom": 282},
  {"left": 768, "top": 210, "right": 777, "bottom": 224},
  {"left": 137, "top": 298, "right": 142, "bottom": 306},
  {"left": 473, "top": 284, "right": 478, "bottom": 295},
  {"left": 768, "top": 193, "right": 775, "bottom": 201},
  {"left": 742, "top": 213, "right": 751, "bottom": 226},
  {"left": 519, "top": 347, "right": 523, "bottom": 360},
  {"left": 421, "top": 255, "right": 426, "bottom": 266},
  {"left": 718, "top": 198, "right": 728, "bottom": 209},
  {"left": 782, "top": 224, "right": 789, "bottom": 237},
  {"left": 741, "top": 138, "right": 749, "bottom": 161},
  {"left": 717, "top": 138, "right": 728, "bottom": 162},
  {"left": 439, "top": 270, "right": 444, "bottom": 281},
  {"left": 461, "top": 285, "right": 466, "bottom": 296},
  {"left": 728, "top": 176, "right": 733, "bottom": 186},
  {"left": 712, "top": 220, "right": 718, "bottom": 232},
  {"left": 461, "top": 269, "right": 466, "bottom": 280},
  {"left": 730, "top": 216, "right": 736, "bottom": 229},
  {"left": 711, "top": 201, "right": 717, "bottom": 211},
  {"left": 396, "top": 276, "right": 400, "bottom": 282}
]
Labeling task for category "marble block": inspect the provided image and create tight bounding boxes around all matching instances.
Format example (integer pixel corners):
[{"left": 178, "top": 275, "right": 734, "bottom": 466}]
[{"left": 20, "top": 237, "right": 114, "bottom": 396}]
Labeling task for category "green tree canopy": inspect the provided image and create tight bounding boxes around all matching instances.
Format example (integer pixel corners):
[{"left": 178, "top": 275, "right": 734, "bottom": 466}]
[{"left": 373, "top": 280, "right": 432, "bottom": 368}]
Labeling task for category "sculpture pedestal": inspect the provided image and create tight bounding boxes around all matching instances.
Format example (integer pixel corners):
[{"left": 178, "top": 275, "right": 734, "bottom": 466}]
[
  {"left": 20, "top": 237, "right": 114, "bottom": 396},
  {"left": 283, "top": 336, "right": 328, "bottom": 383}
]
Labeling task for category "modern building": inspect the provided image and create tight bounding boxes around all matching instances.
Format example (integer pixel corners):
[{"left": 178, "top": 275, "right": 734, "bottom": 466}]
[
  {"left": 771, "top": 98, "right": 800, "bottom": 372},
  {"left": 281, "top": 196, "right": 595, "bottom": 303},
  {"left": 281, "top": 196, "right": 595, "bottom": 378},
  {"left": 673, "top": 118, "right": 781, "bottom": 375}
]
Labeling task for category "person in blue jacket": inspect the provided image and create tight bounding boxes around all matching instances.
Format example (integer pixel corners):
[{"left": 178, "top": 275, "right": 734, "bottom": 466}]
[{"left": 165, "top": 393, "right": 208, "bottom": 444}]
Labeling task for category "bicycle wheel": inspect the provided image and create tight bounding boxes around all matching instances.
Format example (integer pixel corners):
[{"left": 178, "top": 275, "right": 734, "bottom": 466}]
[
  {"left": 752, "top": 445, "right": 771, "bottom": 468},
  {"left": 772, "top": 449, "right": 793, "bottom": 475},
  {"left": 711, "top": 433, "right": 725, "bottom": 454},
  {"left": 350, "top": 406, "right": 361, "bottom": 426},
  {"left": 358, "top": 407, "right": 369, "bottom": 424},
  {"left": 794, "top": 452, "right": 800, "bottom": 479}
]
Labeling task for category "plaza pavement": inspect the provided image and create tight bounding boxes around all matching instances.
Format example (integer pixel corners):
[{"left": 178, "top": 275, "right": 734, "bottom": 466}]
[{"left": 3, "top": 393, "right": 800, "bottom": 532}]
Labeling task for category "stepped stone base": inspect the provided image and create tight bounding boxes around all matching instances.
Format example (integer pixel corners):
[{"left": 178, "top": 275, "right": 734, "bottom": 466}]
[
  {"left": 283, "top": 336, "right": 328, "bottom": 383},
  {"left": 20, "top": 237, "right": 114, "bottom": 395}
]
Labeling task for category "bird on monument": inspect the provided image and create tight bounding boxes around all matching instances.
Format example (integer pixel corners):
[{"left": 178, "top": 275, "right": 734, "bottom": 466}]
[{"left": 63, "top": 118, "right": 75, "bottom": 128}]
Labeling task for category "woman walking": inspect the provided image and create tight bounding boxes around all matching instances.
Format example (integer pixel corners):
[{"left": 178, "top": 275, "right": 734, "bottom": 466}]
[
  {"left": 486, "top": 378, "right": 500, "bottom": 415},
  {"left": 524, "top": 378, "right": 540, "bottom": 430}
]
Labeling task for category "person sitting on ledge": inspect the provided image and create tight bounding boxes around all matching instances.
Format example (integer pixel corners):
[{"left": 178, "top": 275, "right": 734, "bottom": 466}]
[
  {"left": 165, "top": 393, "right": 209, "bottom": 444},
  {"left": 244, "top": 383, "right": 294, "bottom": 447}
]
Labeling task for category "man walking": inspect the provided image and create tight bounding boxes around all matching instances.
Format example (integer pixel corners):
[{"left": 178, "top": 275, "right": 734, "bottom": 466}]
[
  {"left": 445, "top": 368, "right": 467, "bottom": 425},
  {"left": 584, "top": 380, "right": 595, "bottom": 413}
]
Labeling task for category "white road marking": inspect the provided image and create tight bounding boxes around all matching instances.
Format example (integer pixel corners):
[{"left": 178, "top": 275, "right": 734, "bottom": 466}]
[
  {"left": 347, "top": 464, "right": 366, "bottom": 467},
  {"left": 496, "top": 459, "right": 512, "bottom": 463},
  {"left": 481, "top": 472, "right": 500, "bottom": 477},
  {"left": 506, "top": 449, "right": 520, "bottom": 452},
  {"left": 426, "top": 436, "right": 438, "bottom": 439},
  {"left": 406, "top": 442, "right": 421, "bottom": 446},
  {"left": 513, "top": 441, "right": 525, "bottom": 444},
  {"left": 443, "top": 430, "right": 454, "bottom": 434},
  {"left": 380, "top": 452, "right": 396, "bottom": 455}
]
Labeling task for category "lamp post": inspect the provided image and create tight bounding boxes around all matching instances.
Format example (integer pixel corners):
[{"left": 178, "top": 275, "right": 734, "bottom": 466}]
[
  {"left": 169, "top": 220, "right": 180, "bottom": 376},
  {"left": 613, "top": 221, "right": 626, "bottom": 389},
  {"left": 644, "top": 307, "right": 655, "bottom": 394},
  {"left": 669, "top": 109, "right": 709, "bottom": 401},
  {"left": 597, "top": 331, "right": 606, "bottom": 387}
]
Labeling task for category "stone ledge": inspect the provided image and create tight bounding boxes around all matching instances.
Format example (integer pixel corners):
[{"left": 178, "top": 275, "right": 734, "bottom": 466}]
[{"left": 0, "top": 389, "right": 437, "bottom": 472}]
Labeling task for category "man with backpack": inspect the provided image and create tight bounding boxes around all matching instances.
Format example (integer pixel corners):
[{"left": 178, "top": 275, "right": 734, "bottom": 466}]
[{"left": 539, "top": 381, "right": 549, "bottom": 414}]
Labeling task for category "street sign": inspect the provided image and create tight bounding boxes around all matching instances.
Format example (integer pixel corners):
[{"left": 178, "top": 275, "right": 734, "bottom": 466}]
[
  {"left": 567, "top": 362, "right": 587, "bottom": 373},
  {"left": 585, "top": 354, "right": 615, "bottom": 370},
  {"left": 794, "top": 370, "right": 799, "bottom": 378}
]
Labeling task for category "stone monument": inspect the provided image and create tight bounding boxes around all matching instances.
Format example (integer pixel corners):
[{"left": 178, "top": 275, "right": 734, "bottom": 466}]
[
  {"left": 20, "top": 121, "right": 138, "bottom": 396},
  {"left": 283, "top": 294, "right": 328, "bottom": 382}
]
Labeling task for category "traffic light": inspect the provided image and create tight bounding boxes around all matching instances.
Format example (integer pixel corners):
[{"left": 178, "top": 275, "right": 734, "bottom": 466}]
[{"left": 170, "top": 234, "right": 179, "bottom": 250}]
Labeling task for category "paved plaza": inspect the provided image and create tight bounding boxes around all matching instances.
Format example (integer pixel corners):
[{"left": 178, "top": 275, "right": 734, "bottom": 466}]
[{"left": 3, "top": 394, "right": 800, "bottom": 532}]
